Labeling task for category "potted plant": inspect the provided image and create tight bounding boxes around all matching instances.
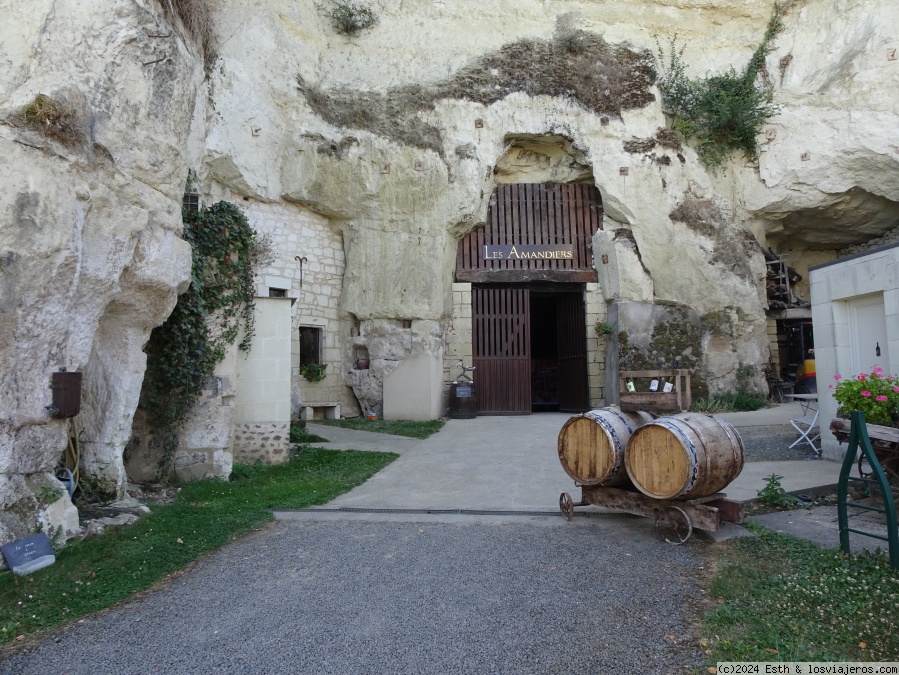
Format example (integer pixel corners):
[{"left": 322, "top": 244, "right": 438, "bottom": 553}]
[
  {"left": 594, "top": 321, "right": 613, "bottom": 336},
  {"left": 300, "top": 362, "right": 327, "bottom": 383},
  {"left": 830, "top": 366, "right": 899, "bottom": 426}
]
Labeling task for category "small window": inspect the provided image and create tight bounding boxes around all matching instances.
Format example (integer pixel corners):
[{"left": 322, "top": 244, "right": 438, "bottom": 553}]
[
  {"left": 182, "top": 191, "right": 200, "bottom": 214},
  {"left": 299, "top": 327, "right": 322, "bottom": 365},
  {"left": 269, "top": 288, "right": 287, "bottom": 298},
  {"left": 182, "top": 171, "right": 200, "bottom": 214}
]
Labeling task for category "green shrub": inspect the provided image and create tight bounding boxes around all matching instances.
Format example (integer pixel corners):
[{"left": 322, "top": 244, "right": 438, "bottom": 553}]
[
  {"left": 756, "top": 473, "right": 799, "bottom": 508},
  {"left": 692, "top": 392, "right": 767, "bottom": 413},
  {"left": 140, "top": 201, "right": 263, "bottom": 478},
  {"left": 655, "top": 5, "right": 784, "bottom": 168},
  {"left": 289, "top": 424, "right": 328, "bottom": 445}
]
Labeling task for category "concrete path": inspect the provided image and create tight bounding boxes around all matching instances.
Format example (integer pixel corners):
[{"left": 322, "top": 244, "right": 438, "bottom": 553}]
[
  {"left": 304, "top": 404, "right": 841, "bottom": 513},
  {"left": 317, "top": 413, "right": 575, "bottom": 512},
  {"left": 303, "top": 405, "right": 867, "bottom": 556}
]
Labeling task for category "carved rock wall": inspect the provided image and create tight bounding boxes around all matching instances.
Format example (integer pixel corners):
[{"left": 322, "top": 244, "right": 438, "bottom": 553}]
[
  {"left": 3, "top": 0, "right": 899, "bottom": 544},
  {"left": 197, "top": 1, "right": 897, "bottom": 405},
  {"left": 0, "top": 0, "right": 201, "bottom": 544}
]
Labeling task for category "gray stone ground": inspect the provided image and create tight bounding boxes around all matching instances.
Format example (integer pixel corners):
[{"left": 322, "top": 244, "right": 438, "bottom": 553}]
[
  {"left": 0, "top": 405, "right": 851, "bottom": 674},
  {"left": 738, "top": 424, "right": 819, "bottom": 462},
  {"left": 0, "top": 516, "right": 707, "bottom": 675}
]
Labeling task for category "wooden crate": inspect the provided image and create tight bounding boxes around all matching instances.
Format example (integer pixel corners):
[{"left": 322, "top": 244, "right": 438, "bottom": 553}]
[{"left": 619, "top": 369, "right": 691, "bottom": 412}]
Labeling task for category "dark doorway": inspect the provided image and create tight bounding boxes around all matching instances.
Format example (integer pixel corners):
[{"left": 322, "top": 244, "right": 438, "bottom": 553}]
[
  {"left": 531, "top": 290, "right": 589, "bottom": 413},
  {"left": 473, "top": 284, "right": 589, "bottom": 415},
  {"left": 530, "top": 295, "right": 559, "bottom": 411}
]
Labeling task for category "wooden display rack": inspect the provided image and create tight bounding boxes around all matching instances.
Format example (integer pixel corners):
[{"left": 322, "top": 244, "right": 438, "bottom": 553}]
[{"left": 618, "top": 369, "right": 692, "bottom": 413}]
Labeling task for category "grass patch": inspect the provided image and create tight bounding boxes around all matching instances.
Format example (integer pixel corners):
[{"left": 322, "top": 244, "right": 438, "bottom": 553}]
[
  {"left": 289, "top": 424, "right": 328, "bottom": 445},
  {"left": 314, "top": 418, "right": 445, "bottom": 439},
  {"left": 704, "top": 523, "right": 899, "bottom": 663},
  {"left": 0, "top": 448, "right": 395, "bottom": 646},
  {"left": 14, "top": 94, "right": 84, "bottom": 147}
]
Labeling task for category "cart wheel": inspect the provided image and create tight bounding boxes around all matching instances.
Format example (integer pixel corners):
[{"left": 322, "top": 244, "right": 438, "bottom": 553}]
[
  {"left": 655, "top": 505, "right": 692, "bottom": 544},
  {"left": 559, "top": 492, "right": 575, "bottom": 521}
]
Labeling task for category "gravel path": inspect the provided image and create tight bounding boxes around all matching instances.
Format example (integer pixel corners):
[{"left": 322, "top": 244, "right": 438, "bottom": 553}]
[
  {"left": 0, "top": 516, "right": 706, "bottom": 675},
  {"left": 738, "top": 423, "right": 820, "bottom": 462},
  {"left": 1, "top": 413, "right": 810, "bottom": 674}
]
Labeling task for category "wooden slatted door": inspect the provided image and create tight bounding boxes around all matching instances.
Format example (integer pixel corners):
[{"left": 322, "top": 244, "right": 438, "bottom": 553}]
[
  {"left": 473, "top": 286, "right": 531, "bottom": 415},
  {"left": 557, "top": 292, "right": 589, "bottom": 413},
  {"left": 456, "top": 183, "right": 602, "bottom": 283}
]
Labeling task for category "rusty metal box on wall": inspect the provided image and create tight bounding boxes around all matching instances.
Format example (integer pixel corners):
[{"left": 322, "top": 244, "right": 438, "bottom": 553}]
[{"left": 50, "top": 371, "right": 82, "bottom": 418}]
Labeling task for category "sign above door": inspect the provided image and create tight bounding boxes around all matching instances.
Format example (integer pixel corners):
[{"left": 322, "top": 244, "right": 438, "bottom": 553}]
[{"left": 482, "top": 245, "right": 574, "bottom": 260}]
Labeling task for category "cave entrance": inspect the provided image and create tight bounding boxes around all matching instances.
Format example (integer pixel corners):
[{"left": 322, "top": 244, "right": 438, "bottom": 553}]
[
  {"left": 471, "top": 284, "right": 589, "bottom": 415},
  {"left": 457, "top": 182, "right": 602, "bottom": 415}
]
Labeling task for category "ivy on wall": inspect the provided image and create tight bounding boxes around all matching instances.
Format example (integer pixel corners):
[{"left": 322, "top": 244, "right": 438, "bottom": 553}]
[
  {"left": 140, "top": 201, "right": 260, "bottom": 478},
  {"left": 655, "top": 4, "right": 786, "bottom": 168}
]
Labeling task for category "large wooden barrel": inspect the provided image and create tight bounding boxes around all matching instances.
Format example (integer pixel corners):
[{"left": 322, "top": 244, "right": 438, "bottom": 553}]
[
  {"left": 558, "top": 408, "right": 656, "bottom": 486},
  {"left": 624, "top": 413, "right": 745, "bottom": 500}
]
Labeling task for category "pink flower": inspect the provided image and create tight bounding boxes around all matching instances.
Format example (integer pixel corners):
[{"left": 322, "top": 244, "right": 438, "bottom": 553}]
[
  {"left": 857, "top": 374, "right": 867, "bottom": 381},
  {"left": 833, "top": 374, "right": 843, "bottom": 380},
  {"left": 873, "top": 365, "right": 884, "bottom": 374},
  {"left": 828, "top": 384, "right": 834, "bottom": 389},
  {"left": 861, "top": 390, "right": 872, "bottom": 397},
  {"left": 876, "top": 395, "right": 889, "bottom": 402},
  {"left": 893, "top": 386, "right": 899, "bottom": 393}
]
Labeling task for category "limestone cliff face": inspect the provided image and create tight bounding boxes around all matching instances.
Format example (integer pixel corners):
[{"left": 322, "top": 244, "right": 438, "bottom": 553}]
[
  {"left": 0, "top": 0, "right": 201, "bottom": 545},
  {"left": 2, "top": 0, "right": 898, "bottom": 544},
  {"left": 202, "top": 0, "right": 896, "bottom": 396}
]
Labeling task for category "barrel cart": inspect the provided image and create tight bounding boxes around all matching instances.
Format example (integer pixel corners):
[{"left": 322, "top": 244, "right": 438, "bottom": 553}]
[{"left": 557, "top": 409, "right": 746, "bottom": 543}]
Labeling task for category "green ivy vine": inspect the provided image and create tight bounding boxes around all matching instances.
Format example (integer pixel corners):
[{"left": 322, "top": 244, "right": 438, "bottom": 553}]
[
  {"left": 655, "top": 4, "right": 785, "bottom": 168},
  {"left": 140, "top": 201, "right": 260, "bottom": 479}
]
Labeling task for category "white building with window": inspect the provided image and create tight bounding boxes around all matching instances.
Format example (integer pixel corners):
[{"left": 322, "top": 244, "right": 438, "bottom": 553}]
[{"left": 810, "top": 243, "right": 899, "bottom": 460}]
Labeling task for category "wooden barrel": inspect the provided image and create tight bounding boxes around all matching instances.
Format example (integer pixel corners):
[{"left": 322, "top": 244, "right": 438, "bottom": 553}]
[
  {"left": 624, "top": 413, "right": 745, "bottom": 500},
  {"left": 558, "top": 408, "right": 656, "bottom": 486}
]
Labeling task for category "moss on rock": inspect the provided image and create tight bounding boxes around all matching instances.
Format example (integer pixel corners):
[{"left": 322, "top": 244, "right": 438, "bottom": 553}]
[{"left": 296, "top": 30, "right": 656, "bottom": 155}]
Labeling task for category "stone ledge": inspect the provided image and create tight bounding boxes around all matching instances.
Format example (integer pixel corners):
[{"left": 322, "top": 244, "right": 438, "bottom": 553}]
[{"left": 300, "top": 403, "right": 341, "bottom": 421}]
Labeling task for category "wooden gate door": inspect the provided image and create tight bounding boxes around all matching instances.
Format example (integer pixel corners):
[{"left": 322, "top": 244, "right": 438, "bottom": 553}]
[
  {"left": 473, "top": 286, "right": 531, "bottom": 415},
  {"left": 557, "top": 292, "right": 589, "bottom": 413}
]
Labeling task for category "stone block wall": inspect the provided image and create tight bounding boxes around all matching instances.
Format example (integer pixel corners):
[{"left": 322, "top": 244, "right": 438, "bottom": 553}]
[
  {"left": 243, "top": 201, "right": 357, "bottom": 417},
  {"left": 584, "top": 283, "right": 607, "bottom": 408},
  {"left": 444, "top": 283, "right": 473, "bottom": 400},
  {"left": 233, "top": 298, "right": 292, "bottom": 464}
]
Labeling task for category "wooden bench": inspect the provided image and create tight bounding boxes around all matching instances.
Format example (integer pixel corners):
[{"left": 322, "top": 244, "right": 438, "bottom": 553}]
[{"left": 299, "top": 402, "right": 341, "bottom": 421}]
